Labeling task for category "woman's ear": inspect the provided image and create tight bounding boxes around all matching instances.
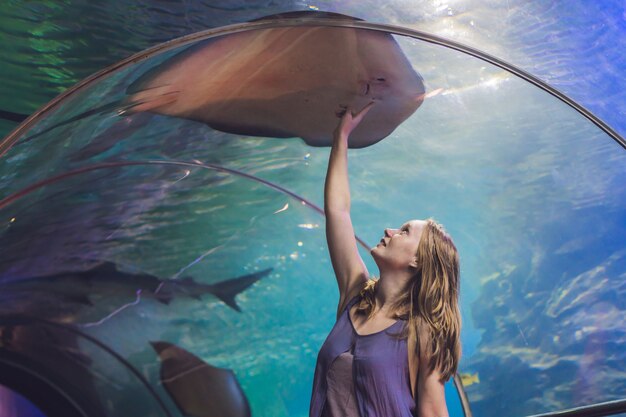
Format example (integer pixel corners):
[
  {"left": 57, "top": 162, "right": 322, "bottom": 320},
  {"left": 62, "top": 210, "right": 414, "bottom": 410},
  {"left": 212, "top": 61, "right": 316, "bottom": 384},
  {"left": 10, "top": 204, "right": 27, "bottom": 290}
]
[{"left": 409, "top": 257, "right": 419, "bottom": 270}]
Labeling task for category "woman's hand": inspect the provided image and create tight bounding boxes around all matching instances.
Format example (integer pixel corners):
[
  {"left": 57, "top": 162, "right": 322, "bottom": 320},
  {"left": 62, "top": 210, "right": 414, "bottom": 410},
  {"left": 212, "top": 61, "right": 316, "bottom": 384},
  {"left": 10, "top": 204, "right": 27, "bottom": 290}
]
[{"left": 333, "top": 101, "right": 375, "bottom": 139}]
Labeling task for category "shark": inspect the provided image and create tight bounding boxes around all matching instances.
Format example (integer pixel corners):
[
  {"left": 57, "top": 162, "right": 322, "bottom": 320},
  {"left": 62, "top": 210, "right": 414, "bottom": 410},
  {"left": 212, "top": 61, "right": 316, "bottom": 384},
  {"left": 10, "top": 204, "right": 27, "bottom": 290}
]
[{"left": 0, "top": 261, "right": 273, "bottom": 315}]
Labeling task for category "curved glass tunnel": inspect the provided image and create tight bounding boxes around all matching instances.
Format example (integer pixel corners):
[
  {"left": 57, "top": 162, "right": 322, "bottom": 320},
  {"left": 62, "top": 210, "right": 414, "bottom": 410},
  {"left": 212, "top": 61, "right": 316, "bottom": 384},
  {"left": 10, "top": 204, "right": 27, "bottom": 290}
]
[{"left": 1, "top": 15, "right": 625, "bottom": 417}]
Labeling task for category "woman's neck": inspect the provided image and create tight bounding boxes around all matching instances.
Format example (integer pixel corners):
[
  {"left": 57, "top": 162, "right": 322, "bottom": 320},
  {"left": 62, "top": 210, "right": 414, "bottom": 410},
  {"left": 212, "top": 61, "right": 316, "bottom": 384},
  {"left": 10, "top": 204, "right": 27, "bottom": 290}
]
[{"left": 374, "top": 273, "right": 410, "bottom": 316}]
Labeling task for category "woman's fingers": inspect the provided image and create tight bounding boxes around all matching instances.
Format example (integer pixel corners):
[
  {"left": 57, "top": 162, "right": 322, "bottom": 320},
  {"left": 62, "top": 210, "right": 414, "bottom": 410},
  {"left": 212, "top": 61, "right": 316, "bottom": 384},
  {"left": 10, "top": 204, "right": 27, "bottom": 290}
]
[
  {"left": 356, "top": 101, "right": 376, "bottom": 117},
  {"left": 334, "top": 101, "right": 376, "bottom": 138},
  {"left": 343, "top": 101, "right": 375, "bottom": 122},
  {"left": 352, "top": 101, "right": 374, "bottom": 125}
]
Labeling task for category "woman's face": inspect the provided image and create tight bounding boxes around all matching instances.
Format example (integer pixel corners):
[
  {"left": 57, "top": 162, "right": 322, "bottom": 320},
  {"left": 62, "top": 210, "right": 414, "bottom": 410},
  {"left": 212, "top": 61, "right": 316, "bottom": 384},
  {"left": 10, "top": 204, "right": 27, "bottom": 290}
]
[{"left": 371, "top": 219, "right": 426, "bottom": 270}]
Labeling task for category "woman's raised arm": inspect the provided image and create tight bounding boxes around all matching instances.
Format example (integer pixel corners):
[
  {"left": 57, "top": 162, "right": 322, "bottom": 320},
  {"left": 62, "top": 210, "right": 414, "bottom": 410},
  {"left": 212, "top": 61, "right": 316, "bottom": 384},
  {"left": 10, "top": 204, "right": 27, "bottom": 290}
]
[{"left": 324, "top": 102, "right": 375, "bottom": 318}]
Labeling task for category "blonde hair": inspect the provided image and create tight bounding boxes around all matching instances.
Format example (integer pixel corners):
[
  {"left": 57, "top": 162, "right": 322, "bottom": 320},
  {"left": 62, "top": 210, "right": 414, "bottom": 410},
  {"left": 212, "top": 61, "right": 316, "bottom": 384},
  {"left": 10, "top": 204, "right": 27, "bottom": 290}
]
[{"left": 355, "top": 218, "right": 461, "bottom": 381}]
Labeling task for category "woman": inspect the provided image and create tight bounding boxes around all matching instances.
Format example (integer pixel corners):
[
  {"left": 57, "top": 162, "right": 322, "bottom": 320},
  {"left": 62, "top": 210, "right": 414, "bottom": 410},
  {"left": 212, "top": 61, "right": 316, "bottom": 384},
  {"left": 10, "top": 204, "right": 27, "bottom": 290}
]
[{"left": 309, "top": 102, "right": 461, "bottom": 417}]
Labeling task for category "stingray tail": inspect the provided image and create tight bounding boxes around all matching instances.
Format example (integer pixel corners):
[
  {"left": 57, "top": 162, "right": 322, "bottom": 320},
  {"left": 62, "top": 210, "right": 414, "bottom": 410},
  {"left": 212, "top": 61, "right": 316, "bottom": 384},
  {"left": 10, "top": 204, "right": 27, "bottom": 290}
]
[
  {"left": 17, "top": 83, "right": 182, "bottom": 147},
  {"left": 17, "top": 99, "right": 148, "bottom": 146},
  {"left": 125, "top": 85, "right": 181, "bottom": 114},
  {"left": 205, "top": 267, "right": 273, "bottom": 313}
]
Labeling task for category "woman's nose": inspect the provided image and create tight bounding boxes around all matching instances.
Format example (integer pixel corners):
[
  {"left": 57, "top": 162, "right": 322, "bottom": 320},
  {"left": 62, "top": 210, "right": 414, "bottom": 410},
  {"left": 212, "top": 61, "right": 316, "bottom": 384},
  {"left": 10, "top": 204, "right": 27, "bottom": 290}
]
[{"left": 385, "top": 228, "right": 398, "bottom": 237}]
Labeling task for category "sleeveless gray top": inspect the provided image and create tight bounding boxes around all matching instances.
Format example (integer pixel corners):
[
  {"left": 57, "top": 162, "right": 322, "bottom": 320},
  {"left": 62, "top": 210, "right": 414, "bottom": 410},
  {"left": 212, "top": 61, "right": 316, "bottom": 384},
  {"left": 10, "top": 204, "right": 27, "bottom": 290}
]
[{"left": 310, "top": 294, "right": 416, "bottom": 417}]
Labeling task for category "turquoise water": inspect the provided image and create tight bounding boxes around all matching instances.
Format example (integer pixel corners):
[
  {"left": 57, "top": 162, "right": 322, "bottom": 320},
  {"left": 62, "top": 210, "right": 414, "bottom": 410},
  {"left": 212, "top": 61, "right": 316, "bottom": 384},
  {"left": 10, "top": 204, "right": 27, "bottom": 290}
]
[{"left": 1, "top": 5, "right": 625, "bottom": 417}]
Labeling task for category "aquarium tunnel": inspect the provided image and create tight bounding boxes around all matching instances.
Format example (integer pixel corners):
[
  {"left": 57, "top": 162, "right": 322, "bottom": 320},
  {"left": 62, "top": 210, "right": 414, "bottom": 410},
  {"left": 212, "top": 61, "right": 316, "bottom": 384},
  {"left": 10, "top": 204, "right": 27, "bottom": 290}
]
[{"left": 0, "top": 6, "right": 625, "bottom": 417}]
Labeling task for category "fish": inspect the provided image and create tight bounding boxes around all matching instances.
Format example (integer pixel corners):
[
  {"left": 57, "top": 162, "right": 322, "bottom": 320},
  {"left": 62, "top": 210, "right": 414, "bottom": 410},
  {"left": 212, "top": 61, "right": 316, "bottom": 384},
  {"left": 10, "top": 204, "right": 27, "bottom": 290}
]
[
  {"left": 127, "top": 10, "right": 425, "bottom": 148},
  {"left": 14, "top": 11, "right": 425, "bottom": 153},
  {"left": 460, "top": 372, "right": 480, "bottom": 386},
  {"left": 0, "top": 261, "right": 273, "bottom": 313},
  {"left": 151, "top": 341, "right": 250, "bottom": 417}
]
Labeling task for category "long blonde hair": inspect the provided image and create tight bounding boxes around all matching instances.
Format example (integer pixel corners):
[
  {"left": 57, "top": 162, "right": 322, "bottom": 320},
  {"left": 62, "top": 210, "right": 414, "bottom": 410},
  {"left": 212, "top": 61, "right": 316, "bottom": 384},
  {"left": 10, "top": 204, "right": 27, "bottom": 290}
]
[{"left": 354, "top": 218, "right": 461, "bottom": 382}]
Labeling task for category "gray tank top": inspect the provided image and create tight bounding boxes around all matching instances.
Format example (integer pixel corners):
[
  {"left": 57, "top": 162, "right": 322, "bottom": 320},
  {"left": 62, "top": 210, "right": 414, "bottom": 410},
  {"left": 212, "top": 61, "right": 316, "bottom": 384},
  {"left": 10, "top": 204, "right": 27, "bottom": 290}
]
[{"left": 310, "top": 293, "right": 416, "bottom": 417}]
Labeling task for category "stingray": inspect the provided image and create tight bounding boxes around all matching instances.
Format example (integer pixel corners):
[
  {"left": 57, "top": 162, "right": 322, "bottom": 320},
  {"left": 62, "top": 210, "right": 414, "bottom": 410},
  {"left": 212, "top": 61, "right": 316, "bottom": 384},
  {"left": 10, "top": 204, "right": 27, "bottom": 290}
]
[
  {"left": 127, "top": 11, "right": 425, "bottom": 148},
  {"left": 16, "top": 11, "right": 425, "bottom": 152},
  {"left": 151, "top": 341, "right": 250, "bottom": 417}
]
